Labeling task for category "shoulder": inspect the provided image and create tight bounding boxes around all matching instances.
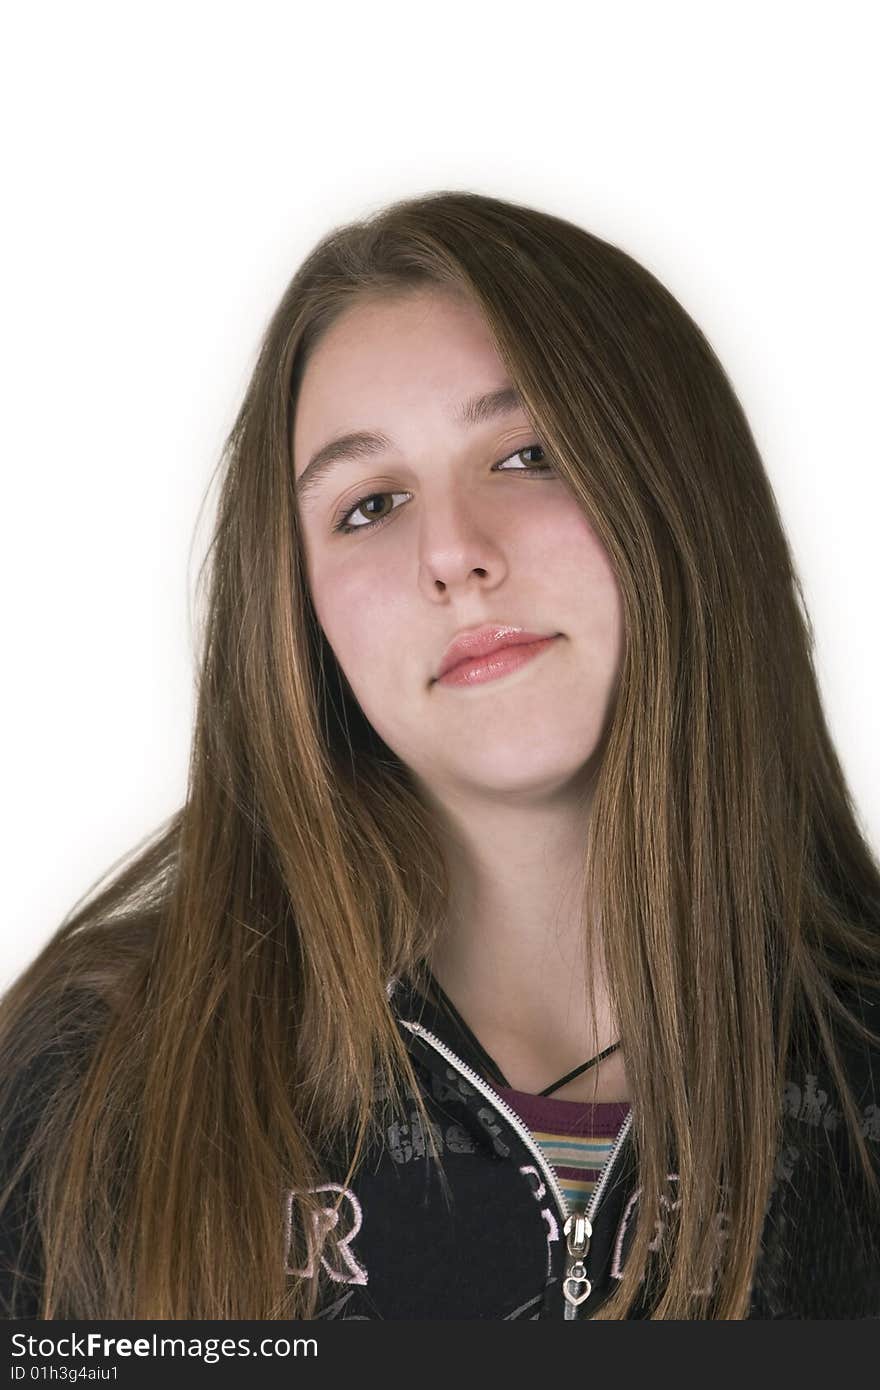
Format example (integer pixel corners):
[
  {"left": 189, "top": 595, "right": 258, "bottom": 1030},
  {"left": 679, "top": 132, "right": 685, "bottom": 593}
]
[
  {"left": 751, "top": 974, "right": 880, "bottom": 1318},
  {"left": 0, "top": 933, "right": 144, "bottom": 1319},
  {"left": 784, "top": 975, "right": 880, "bottom": 1122},
  {"left": 0, "top": 1040, "right": 75, "bottom": 1318}
]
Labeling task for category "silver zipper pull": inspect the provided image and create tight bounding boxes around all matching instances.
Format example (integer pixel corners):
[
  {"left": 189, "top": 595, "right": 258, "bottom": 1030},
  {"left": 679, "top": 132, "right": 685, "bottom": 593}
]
[{"left": 562, "top": 1212, "right": 593, "bottom": 1315}]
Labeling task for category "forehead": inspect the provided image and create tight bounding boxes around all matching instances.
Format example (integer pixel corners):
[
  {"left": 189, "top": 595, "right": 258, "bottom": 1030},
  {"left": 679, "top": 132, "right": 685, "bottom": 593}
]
[{"left": 292, "top": 289, "right": 511, "bottom": 467}]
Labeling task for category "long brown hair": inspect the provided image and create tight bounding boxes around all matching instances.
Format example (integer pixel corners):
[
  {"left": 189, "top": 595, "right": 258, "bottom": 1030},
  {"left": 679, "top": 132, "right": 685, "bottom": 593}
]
[{"left": 3, "top": 190, "right": 879, "bottom": 1319}]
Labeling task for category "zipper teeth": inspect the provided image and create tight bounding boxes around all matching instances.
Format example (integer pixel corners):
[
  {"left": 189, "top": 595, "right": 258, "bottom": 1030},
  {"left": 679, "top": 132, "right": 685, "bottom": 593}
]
[
  {"left": 399, "top": 1018, "right": 633, "bottom": 1229},
  {"left": 399, "top": 1020, "right": 570, "bottom": 1218}
]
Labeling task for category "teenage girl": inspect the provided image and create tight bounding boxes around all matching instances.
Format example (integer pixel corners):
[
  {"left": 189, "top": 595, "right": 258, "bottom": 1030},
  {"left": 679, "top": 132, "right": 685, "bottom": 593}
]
[{"left": 2, "top": 190, "right": 878, "bottom": 1319}]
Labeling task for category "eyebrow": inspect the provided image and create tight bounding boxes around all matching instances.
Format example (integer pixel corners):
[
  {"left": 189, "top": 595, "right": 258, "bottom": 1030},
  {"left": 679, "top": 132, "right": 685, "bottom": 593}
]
[{"left": 294, "top": 383, "right": 526, "bottom": 507}]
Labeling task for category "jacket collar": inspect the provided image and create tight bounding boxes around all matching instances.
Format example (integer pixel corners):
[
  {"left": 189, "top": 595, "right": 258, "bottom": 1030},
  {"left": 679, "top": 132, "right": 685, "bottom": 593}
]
[{"left": 386, "top": 972, "right": 501, "bottom": 1085}]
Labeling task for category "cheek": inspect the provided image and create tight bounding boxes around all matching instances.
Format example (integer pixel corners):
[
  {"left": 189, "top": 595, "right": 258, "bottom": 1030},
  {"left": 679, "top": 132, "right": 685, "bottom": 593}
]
[
  {"left": 541, "top": 502, "right": 617, "bottom": 586},
  {"left": 309, "top": 554, "right": 405, "bottom": 683},
  {"left": 551, "top": 510, "right": 625, "bottom": 665}
]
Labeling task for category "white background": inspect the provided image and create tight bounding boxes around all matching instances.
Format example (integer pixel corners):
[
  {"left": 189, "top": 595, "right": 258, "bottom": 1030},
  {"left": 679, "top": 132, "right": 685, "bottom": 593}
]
[{"left": 2, "top": 2, "right": 877, "bottom": 991}]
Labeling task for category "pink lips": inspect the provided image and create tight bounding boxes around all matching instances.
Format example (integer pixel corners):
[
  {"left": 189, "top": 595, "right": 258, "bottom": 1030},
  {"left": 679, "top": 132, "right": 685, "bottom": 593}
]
[
  {"left": 435, "top": 625, "right": 558, "bottom": 681},
  {"left": 436, "top": 636, "right": 560, "bottom": 687}
]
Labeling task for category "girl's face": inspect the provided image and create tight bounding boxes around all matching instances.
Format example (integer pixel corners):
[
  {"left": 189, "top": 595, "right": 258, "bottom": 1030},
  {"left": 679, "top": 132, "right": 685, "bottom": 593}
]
[{"left": 293, "top": 287, "right": 624, "bottom": 801}]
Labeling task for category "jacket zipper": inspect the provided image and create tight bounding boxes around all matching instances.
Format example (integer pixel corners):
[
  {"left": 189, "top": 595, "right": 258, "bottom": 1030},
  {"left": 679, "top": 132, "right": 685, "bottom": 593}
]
[{"left": 398, "top": 1017, "right": 634, "bottom": 1320}]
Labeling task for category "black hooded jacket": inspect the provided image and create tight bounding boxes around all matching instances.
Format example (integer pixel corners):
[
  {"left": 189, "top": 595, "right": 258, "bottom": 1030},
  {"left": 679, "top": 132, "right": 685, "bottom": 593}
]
[
  {"left": 294, "top": 973, "right": 880, "bottom": 1320},
  {"left": 2, "top": 973, "right": 879, "bottom": 1319}
]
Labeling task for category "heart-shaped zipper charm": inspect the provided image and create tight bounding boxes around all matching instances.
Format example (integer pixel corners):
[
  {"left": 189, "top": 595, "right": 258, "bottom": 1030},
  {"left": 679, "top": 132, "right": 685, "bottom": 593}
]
[{"left": 564, "top": 1276, "right": 592, "bottom": 1307}]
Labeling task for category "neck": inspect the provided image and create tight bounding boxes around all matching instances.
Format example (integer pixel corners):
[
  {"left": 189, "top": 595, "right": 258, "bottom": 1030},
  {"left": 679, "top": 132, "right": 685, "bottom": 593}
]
[{"left": 418, "top": 773, "right": 630, "bottom": 1104}]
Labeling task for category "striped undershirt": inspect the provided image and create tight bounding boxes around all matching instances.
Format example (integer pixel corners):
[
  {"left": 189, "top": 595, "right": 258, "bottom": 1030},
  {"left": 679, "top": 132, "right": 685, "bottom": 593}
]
[{"left": 496, "top": 1086, "right": 632, "bottom": 1210}]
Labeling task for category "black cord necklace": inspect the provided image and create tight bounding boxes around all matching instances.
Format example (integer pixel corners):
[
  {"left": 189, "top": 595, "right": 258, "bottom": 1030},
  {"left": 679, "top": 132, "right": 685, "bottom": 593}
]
[{"left": 426, "top": 970, "right": 621, "bottom": 1098}]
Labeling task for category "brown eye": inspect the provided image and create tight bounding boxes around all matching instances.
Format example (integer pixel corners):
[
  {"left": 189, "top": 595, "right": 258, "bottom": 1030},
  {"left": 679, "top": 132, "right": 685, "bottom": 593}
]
[
  {"left": 493, "top": 445, "right": 553, "bottom": 472},
  {"left": 354, "top": 495, "right": 392, "bottom": 522},
  {"left": 333, "top": 490, "right": 409, "bottom": 534}
]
